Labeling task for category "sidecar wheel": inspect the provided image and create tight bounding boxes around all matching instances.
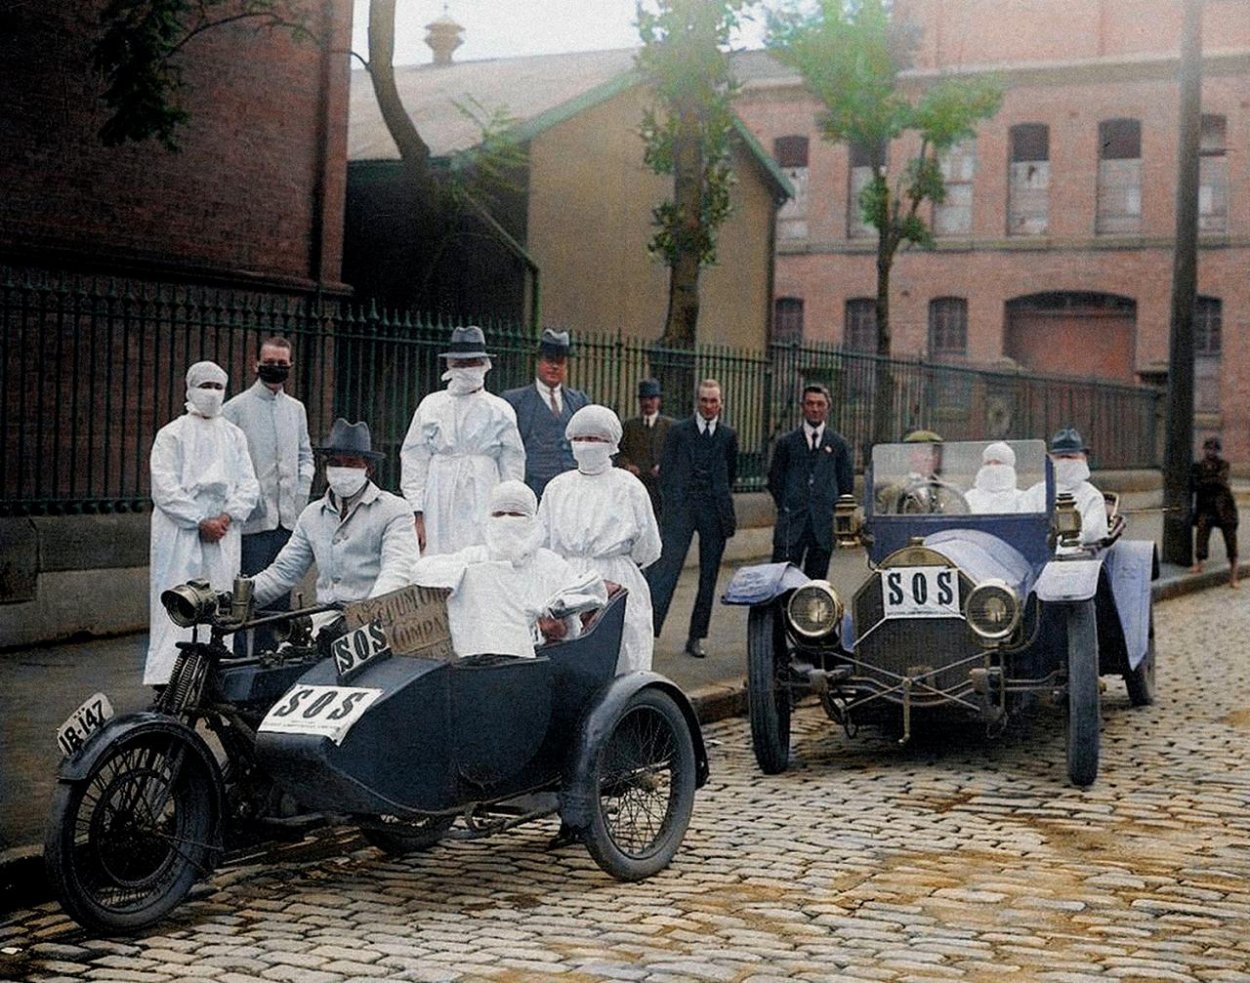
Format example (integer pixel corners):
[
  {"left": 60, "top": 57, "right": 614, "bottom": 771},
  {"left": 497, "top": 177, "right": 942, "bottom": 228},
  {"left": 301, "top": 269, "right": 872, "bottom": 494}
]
[
  {"left": 361, "top": 815, "right": 454, "bottom": 855},
  {"left": 581, "top": 688, "right": 696, "bottom": 881},
  {"left": 45, "top": 730, "right": 216, "bottom": 934}
]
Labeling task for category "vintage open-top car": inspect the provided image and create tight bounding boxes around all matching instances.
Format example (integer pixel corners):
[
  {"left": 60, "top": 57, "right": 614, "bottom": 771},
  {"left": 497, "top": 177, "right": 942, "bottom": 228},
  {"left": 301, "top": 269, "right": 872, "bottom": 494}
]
[
  {"left": 45, "top": 581, "right": 708, "bottom": 933},
  {"left": 724, "top": 439, "right": 1157, "bottom": 788}
]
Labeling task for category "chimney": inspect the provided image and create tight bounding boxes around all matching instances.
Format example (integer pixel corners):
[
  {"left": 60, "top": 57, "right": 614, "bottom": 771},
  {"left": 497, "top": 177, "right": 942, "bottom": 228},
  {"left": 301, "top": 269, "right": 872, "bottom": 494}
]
[{"left": 425, "top": 14, "right": 464, "bottom": 66}]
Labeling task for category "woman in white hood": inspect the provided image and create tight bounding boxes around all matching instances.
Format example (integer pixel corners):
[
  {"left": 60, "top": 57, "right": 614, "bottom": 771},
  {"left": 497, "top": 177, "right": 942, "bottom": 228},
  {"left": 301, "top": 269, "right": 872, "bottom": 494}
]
[
  {"left": 537, "top": 405, "right": 661, "bottom": 673},
  {"left": 965, "top": 441, "right": 1023, "bottom": 514},
  {"left": 145, "top": 361, "right": 259, "bottom": 685}
]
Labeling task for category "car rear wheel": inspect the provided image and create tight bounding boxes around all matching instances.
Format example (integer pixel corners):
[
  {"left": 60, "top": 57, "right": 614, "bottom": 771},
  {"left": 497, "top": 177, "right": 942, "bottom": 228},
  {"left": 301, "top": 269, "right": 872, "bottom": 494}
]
[
  {"left": 1123, "top": 612, "right": 1156, "bottom": 707},
  {"left": 747, "top": 603, "right": 791, "bottom": 774},
  {"left": 1065, "top": 601, "right": 1100, "bottom": 788}
]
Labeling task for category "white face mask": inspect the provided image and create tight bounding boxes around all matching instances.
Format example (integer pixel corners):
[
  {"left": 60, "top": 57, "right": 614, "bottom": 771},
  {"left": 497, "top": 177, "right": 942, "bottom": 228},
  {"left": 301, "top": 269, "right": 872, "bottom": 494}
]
[
  {"left": 186, "top": 387, "right": 224, "bottom": 417},
  {"left": 572, "top": 441, "right": 614, "bottom": 475},
  {"left": 975, "top": 463, "right": 1017, "bottom": 494},
  {"left": 442, "top": 360, "right": 491, "bottom": 395},
  {"left": 325, "top": 466, "right": 369, "bottom": 499},
  {"left": 483, "top": 514, "right": 541, "bottom": 566},
  {"left": 1053, "top": 458, "right": 1090, "bottom": 491}
]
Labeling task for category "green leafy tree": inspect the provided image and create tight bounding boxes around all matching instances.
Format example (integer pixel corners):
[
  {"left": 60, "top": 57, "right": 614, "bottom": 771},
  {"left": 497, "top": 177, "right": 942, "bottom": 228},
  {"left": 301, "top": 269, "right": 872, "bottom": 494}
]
[
  {"left": 767, "top": 0, "right": 1001, "bottom": 443},
  {"left": 636, "top": 0, "right": 750, "bottom": 351}
]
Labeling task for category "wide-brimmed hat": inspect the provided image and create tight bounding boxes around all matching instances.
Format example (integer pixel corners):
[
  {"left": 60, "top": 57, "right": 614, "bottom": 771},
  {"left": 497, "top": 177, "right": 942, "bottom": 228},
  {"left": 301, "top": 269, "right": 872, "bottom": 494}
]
[
  {"left": 319, "top": 418, "right": 384, "bottom": 461},
  {"left": 638, "top": 378, "right": 661, "bottom": 398},
  {"left": 1049, "top": 427, "right": 1088, "bottom": 455},
  {"left": 538, "top": 328, "right": 572, "bottom": 358},
  {"left": 903, "top": 429, "right": 943, "bottom": 443},
  {"left": 439, "top": 325, "right": 493, "bottom": 360}
]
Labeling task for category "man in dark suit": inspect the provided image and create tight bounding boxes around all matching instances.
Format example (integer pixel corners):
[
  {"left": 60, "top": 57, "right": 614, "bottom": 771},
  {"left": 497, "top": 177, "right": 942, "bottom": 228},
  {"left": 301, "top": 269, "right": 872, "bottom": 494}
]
[
  {"left": 503, "top": 329, "right": 590, "bottom": 499},
  {"left": 648, "top": 379, "right": 738, "bottom": 658},
  {"left": 616, "top": 377, "right": 672, "bottom": 521},
  {"left": 767, "top": 384, "right": 854, "bottom": 580}
]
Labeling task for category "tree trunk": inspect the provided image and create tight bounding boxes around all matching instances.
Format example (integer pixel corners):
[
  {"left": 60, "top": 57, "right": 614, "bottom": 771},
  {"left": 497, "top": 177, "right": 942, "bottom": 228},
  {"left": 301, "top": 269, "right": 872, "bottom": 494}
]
[{"left": 368, "top": 0, "right": 434, "bottom": 193}]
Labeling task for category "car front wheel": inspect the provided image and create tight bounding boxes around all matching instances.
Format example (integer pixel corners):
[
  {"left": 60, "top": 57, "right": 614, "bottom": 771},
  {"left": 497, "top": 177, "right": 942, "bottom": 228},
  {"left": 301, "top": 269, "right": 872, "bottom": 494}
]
[
  {"left": 747, "top": 603, "right": 791, "bottom": 774},
  {"left": 1065, "top": 600, "right": 1100, "bottom": 788}
]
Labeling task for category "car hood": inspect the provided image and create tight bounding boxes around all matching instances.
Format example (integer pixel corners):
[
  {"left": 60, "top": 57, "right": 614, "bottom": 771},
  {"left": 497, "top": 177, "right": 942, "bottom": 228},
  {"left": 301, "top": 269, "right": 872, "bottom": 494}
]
[{"left": 921, "top": 528, "right": 1036, "bottom": 596}]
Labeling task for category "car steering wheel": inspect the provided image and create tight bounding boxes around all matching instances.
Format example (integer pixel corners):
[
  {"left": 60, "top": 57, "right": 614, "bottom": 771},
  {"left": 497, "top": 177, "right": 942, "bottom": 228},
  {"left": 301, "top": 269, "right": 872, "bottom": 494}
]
[{"left": 896, "top": 478, "right": 970, "bottom": 516}]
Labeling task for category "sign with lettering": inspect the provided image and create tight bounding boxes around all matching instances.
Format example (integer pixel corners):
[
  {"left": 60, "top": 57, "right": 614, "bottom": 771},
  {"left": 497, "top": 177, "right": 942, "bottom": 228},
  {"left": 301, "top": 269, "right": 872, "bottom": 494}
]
[{"left": 343, "top": 585, "right": 454, "bottom": 660}]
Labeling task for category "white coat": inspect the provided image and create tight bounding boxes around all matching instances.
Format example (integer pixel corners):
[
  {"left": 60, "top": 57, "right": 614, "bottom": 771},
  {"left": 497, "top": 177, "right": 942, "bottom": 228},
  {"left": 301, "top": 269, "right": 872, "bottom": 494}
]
[
  {"left": 537, "top": 467, "right": 661, "bottom": 673},
  {"left": 222, "top": 380, "right": 314, "bottom": 533},
  {"left": 400, "top": 389, "right": 526, "bottom": 555},
  {"left": 1022, "top": 479, "right": 1110, "bottom": 545},
  {"left": 146, "top": 413, "right": 259, "bottom": 685}
]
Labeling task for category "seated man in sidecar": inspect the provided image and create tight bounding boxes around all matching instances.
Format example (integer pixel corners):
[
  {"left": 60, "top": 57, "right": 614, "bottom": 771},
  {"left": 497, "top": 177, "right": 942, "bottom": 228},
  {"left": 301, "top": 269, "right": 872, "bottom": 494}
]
[{"left": 411, "top": 479, "right": 607, "bottom": 659}]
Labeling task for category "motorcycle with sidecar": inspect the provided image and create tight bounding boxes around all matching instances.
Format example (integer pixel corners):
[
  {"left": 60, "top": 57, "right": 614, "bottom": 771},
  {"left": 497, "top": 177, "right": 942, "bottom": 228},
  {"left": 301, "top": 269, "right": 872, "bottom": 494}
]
[{"left": 44, "top": 580, "right": 707, "bottom": 933}]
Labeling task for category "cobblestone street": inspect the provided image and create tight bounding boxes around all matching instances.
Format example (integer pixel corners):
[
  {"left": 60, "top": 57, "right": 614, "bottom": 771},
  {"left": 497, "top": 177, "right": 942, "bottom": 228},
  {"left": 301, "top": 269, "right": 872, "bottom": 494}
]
[{"left": 4, "top": 586, "right": 1250, "bottom": 982}]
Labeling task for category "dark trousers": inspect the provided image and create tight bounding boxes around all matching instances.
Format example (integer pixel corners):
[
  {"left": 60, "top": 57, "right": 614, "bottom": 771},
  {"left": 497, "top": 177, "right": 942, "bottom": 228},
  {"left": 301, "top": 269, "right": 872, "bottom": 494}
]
[
  {"left": 234, "top": 527, "right": 293, "bottom": 655},
  {"left": 771, "top": 519, "right": 832, "bottom": 581},
  {"left": 1195, "top": 514, "right": 1239, "bottom": 563},
  {"left": 648, "top": 503, "right": 726, "bottom": 642}
]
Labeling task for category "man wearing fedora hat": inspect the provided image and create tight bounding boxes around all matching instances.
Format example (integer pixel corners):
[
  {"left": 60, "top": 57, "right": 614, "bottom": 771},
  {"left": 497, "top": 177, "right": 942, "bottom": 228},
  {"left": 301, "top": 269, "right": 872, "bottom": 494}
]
[
  {"left": 616, "top": 377, "right": 672, "bottom": 521},
  {"left": 401, "top": 325, "right": 526, "bottom": 555},
  {"left": 1022, "top": 426, "right": 1108, "bottom": 546},
  {"left": 503, "top": 328, "right": 591, "bottom": 499},
  {"left": 250, "top": 419, "right": 419, "bottom": 611}
]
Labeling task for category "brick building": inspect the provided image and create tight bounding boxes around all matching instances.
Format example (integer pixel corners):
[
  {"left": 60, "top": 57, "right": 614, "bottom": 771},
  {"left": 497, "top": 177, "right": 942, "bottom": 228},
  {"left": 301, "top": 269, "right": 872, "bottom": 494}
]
[{"left": 734, "top": 0, "right": 1250, "bottom": 462}]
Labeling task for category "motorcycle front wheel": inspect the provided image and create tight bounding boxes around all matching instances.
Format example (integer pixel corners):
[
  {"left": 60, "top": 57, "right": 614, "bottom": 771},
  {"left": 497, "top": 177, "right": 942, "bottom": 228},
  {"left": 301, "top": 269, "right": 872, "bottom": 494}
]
[{"left": 45, "top": 729, "right": 217, "bottom": 933}]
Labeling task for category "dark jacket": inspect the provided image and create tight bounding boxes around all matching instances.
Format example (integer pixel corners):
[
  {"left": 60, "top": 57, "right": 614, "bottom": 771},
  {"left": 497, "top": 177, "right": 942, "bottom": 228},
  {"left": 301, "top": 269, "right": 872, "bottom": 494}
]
[
  {"left": 617, "top": 414, "right": 673, "bottom": 514},
  {"left": 502, "top": 383, "right": 590, "bottom": 497},
  {"left": 767, "top": 425, "right": 854, "bottom": 551},
  {"left": 659, "top": 416, "right": 738, "bottom": 537}
]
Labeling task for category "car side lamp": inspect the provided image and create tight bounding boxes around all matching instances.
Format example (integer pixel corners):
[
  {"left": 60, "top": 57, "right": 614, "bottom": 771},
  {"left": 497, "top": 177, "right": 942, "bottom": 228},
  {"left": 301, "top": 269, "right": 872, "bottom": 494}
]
[
  {"left": 1051, "top": 492, "right": 1082, "bottom": 549},
  {"left": 834, "top": 494, "right": 867, "bottom": 548}
]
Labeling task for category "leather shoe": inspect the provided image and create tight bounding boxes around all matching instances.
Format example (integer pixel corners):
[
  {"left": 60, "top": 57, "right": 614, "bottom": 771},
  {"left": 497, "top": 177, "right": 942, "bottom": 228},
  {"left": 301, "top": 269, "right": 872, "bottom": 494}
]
[
  {"left": 684, "top": 639, "right": 707, "bottom": 659},
  {"left": 547, "top": 823, "right": 579, "bottom": 850}
]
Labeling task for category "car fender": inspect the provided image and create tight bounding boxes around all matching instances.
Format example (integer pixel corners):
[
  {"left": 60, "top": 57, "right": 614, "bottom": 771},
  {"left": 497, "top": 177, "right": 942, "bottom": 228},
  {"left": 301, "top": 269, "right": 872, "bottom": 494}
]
[
  {"left": 1101, "top": 539, "right": 1157, "bottom": 669},
  {"left": 1032, "top": 557, "right": 1104, "bottom": 603},
  {"left": 720, "top": 562, "right": 810, "bottom": 606},
  {"left": 560, "top": 673, "right": 709, "bottom": 829}
]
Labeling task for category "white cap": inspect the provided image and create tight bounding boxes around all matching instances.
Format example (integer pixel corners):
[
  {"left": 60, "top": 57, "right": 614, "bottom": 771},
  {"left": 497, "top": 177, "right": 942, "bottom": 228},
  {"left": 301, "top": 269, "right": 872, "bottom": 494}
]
[
  {"left": 566, "top": 404, "right": 623, "bottom": 453},
  {"left": 982, "top": 441, "right": 1016, "bottom": 467},
  {"left": 186, "top": 360, "right": 228, "bottom": 389},
  {"left": 489, "top": 479, "right": 537, "bottom": 518}
]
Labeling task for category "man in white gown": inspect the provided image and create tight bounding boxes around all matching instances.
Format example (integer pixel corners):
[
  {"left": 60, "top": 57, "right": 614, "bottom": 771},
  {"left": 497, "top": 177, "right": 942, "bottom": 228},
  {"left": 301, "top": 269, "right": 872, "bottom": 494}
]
[
  {"left": 400, "top": 325, "right": 526, "bottom": 556},
  {"left": 537, "top": 405, "right": 661, "bottom": 674},
  {"left": 1023, "top": 427, "right": 1109, "bottom": 546},
  {"left": 145, "top": 361, "right": 259, "bottom": 685}
]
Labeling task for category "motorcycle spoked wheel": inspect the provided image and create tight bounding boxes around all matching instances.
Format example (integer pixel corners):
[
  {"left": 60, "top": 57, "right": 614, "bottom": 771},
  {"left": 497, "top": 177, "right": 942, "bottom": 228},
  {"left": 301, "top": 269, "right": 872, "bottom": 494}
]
[
  {"left": 45, "top": 730, "right": 216, "bottom": 934},
  {"left": 582, "top": 688, "right": 697, "bottom": 881}
]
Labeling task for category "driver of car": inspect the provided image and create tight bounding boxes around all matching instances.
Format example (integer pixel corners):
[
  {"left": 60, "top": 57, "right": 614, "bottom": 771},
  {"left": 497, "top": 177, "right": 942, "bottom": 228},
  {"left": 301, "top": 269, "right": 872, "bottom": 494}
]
[
  {"left": 878, "top": 430, "right": 966, "bottom": 514},
  {"left": 1022, "top": 427, "right": 1109, "bottom": 546},
  {"left": 411, "top": 479, "right": 607, "bottom": 659},
  {"left": 965, "top": 441, "right": 1023, "bottom": 514}
]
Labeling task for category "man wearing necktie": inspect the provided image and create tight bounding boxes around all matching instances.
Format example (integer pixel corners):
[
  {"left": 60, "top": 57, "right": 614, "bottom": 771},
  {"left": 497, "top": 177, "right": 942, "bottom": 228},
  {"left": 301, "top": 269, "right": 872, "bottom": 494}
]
[
  {"left": 767, "top": 384, "right": 854, "bottom": 580},
  {"left": 648, "top": 379, "right": 738, "bottom": 659},
  {"left": 616, "top": 377, "right": 672, "bottom": 521},
  {"left": 503, "top": 328, "right": 591, "bottom": 499}
]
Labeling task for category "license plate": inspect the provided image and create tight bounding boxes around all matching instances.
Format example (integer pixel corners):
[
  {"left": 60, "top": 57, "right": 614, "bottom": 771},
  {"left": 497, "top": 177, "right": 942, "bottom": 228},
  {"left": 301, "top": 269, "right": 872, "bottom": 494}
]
[
  {"left": 881, "top": 566, "right": 961, "bottom": 619},
  {"left": 258, "top": 685, "right": 383, "bottom": 745},
  {"left": 332, "top": 621, "right": 390, "bottom": 681},
  {"left": 56, "top": 692, "right": 114, "bottom": 756}
]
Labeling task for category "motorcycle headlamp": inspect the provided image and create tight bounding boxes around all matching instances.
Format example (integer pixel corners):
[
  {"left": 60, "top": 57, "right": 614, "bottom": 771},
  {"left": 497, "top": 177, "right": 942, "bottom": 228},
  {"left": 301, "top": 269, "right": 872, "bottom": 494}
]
[
  {"left": 786, "top": 581, "right": 844, "bottom": 639},
  {"left": 964, "top": 579, "right": 1021, "bottom": 642},
  {"left": 161, "top": 579, "right": 225, "bottom": 628}
]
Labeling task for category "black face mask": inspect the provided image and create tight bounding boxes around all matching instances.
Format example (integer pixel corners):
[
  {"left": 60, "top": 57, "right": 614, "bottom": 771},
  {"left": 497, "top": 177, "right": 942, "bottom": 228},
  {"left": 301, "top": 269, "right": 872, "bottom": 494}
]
[{"left": 258, "top": 363, "right": 290, "bottom": 384}]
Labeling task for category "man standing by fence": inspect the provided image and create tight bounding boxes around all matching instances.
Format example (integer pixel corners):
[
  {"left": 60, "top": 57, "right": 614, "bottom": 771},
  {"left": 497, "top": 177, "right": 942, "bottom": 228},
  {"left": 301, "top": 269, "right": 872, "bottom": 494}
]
[
  {"left": 223, "top": 336, "right": 314, "bottom": 651},
  {"left": 616, "top": 378, "right": 671, "bottom": 522}
]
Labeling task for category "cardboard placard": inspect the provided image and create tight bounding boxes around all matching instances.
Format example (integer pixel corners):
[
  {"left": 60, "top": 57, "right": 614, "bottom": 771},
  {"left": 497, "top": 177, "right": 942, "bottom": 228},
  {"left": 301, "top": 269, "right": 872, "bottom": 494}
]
[{"left": 343, "top": 585, "right": 455, "bottom": 660}]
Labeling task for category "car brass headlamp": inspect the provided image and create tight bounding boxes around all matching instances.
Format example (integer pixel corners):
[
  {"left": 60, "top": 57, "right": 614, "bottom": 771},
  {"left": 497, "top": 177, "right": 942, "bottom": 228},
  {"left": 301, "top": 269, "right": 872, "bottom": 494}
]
[
  {"left": 964, "top": 579, "right": 1021, "bottom": 642},
  {"left": 786, "top": 581, "right": 844, "bottom": 639},
  {"left": 1052, "top": 492, "right": 1082, "bottom": 548},
  {"left": 161, "top": 579, "right": 226, "bottom": 628},
  {"left": 833, "top": 494, "right": 864, "bottom": 549}
]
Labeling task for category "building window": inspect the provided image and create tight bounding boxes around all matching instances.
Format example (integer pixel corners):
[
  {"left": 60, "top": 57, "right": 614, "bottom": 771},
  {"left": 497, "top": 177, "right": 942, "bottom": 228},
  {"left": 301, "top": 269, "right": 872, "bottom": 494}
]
[
  {"left": 928, "top": 298, "right": 968, "bottom": 357},
  {"left": 773, "top": 297, "right": 804, "bottom": 344},
  {"left": 774, "top": 135, "right": 809, "bottom": 241},
  {"left": 1008, "top": 123, "right": 1049, "bottom": 236},
  {"left": 848, "top": 142, "right": 883, "bottom": 240},
  {"left": 1195, "top": 295, "right": 1221, "bottom": 413},
  {"left": 1096, "top": 118, "right": 1142, "bottom": 234},
  {"left": 845, "top": 298, "right": 877, "bottom": 352},
  {"left": 934, "top": 139, "right": 975, "bottom": 236},
  {"left": 1199, "top": 114, "right": 1227, "bottom": 234}
]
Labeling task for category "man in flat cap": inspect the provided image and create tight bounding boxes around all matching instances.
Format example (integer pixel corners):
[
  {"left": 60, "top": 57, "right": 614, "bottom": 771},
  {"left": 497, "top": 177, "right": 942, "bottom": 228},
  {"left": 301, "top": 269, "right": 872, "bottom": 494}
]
[
  {"left": 616, "top": 377, "right": 671, "bottom": 521},
  {"left": 401, "top": 325, "right": 526, "bottom": 555},
  {"left": 503, "top": 328, "right": 591, "bottom": 499}
]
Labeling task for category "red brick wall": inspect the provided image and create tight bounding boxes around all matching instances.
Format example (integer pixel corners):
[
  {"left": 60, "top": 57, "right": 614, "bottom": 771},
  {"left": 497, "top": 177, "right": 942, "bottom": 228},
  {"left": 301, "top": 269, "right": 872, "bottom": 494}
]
[{"left": 0, "top": 0, "right": 351, "bottom": 292}]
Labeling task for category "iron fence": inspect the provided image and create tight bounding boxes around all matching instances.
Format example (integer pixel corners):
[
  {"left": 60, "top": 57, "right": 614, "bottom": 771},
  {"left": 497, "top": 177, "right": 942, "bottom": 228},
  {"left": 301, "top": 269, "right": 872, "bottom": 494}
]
[{"left": 0, "top": 267, "right": 1162, "bottom": 515}]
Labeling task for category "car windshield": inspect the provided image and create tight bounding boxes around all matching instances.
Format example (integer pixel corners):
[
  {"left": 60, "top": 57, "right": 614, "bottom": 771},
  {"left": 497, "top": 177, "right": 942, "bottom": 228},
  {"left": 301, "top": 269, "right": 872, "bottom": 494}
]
[{"left": 871, "top": 439, "right": 1049, "bottom": 516}]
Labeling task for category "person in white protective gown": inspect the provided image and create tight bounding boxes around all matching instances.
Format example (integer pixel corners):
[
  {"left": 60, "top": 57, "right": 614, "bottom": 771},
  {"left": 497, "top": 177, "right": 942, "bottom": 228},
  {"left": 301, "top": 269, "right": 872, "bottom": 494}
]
[
  {"left": 400, "top": 325, "right": 525, "bottom": 556},
  {"left": 537, "top": 405, "right": 662, "bottom": 674},
  {"left": 145, "top": 361, "right": 259, "bottom": 685},
  {"left": 1022, "top": 427, "right": 1109, "bottom": 546},
  {"left": 965, "top": 441, "right": 1025, "bottom": 514},
  {"left": 411, "top": 480, "right": 606, "bottom": 659}
]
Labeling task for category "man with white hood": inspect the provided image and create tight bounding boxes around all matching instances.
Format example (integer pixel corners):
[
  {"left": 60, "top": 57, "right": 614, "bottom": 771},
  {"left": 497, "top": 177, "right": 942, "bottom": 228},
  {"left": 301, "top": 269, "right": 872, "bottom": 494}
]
[
  {"left": 536, "top": 405, "right": 662, "bottom": 674},
  {"left": 401, "top": 325, "right": 526, "bottom": 556},
  {"left": 1023, "top": 427, "right": 1109, "bottom": 545},
  {"left": 145, "top": 360, "right": 259, "bottom": 685},
  {"left": 965, "top": 441, "right": 1024, "bottom": 514},
  {"left": 411, "top": 479, "right": 606, "bottom": 659}
]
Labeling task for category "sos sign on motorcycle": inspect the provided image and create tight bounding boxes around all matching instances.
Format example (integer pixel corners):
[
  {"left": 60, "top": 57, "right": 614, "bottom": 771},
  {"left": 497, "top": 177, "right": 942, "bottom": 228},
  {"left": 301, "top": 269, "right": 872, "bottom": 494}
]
[{"left": 259, "top": 683, "right": 383, "bottom": 745}]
